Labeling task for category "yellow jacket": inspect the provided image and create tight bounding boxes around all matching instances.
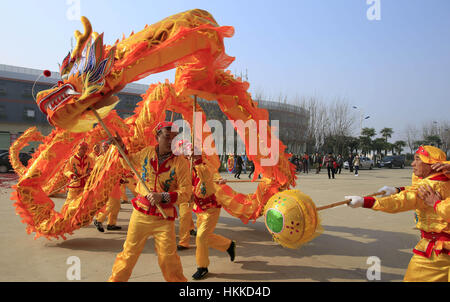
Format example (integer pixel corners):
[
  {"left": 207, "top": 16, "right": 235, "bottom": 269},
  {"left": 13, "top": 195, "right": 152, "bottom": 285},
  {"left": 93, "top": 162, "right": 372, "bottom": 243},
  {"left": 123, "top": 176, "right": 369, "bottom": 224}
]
[
  {"left": 119, "top": 145, "right": 192, "bottom": 220},
  {"left": 63, "top": 154, "right": 94, "bottom": 189},
  {"left": 364, "top": 173, "right": 450, "bottom": 257}
]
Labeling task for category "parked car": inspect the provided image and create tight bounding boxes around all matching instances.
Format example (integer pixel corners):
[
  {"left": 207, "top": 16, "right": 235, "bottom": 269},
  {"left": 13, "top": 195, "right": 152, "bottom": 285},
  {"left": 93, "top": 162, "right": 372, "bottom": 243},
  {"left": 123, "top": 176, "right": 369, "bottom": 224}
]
[
  {"left": 0, "top": 152, "right": 32, "bottom": 173},
  {"left": 343, "top": 157, "right": 374, "bottom": 170},
  {"left": 379, "top": 155, "right": 405, "bottom": 169}
]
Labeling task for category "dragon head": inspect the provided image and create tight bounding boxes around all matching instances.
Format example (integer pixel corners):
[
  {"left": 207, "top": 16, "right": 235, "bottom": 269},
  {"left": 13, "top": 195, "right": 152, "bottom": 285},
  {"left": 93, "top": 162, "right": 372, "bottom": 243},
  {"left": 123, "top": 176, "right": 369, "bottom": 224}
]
[{"left": 36, "top": 17, "right": 118, "bottom": 132}]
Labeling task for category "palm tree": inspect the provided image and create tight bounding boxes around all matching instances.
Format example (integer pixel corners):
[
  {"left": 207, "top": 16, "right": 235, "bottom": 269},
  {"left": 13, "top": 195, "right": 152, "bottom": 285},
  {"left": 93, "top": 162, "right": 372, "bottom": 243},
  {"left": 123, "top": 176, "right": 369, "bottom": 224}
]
[
  {"left": 393, "top": 140, "right": 406, "bottom": 155},
  {"left": 372, "top": 138, "right": 386, "bottom": 164},
  {"left": 380, "top": 127, "right": 394, "bottom": 155},
  {"left": 361, "top": 127, "right": 376, "bottom": 157}
]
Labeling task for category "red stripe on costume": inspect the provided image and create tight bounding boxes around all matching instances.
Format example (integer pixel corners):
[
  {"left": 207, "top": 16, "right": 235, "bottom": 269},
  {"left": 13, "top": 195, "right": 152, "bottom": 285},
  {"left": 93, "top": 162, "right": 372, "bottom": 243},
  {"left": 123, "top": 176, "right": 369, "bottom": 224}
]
[
  {"left": 429, "top": 174, "right": 450, "bottom": 181},
  {"left": 363, "top": 196, "right": 376, "bottom": 208},
  {"left": 434, "top": 200, "right": 442, "bottom": 211},
  {"left": 131, "top": 195, "right": 176, "bottom": 220}
]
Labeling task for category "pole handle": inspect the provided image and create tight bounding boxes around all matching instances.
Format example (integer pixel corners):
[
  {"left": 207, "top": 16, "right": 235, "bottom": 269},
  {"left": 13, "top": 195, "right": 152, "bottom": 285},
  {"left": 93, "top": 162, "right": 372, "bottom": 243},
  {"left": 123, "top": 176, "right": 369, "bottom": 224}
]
[{"left": 316, "top": 191, "right": 386, "bottom": 211}]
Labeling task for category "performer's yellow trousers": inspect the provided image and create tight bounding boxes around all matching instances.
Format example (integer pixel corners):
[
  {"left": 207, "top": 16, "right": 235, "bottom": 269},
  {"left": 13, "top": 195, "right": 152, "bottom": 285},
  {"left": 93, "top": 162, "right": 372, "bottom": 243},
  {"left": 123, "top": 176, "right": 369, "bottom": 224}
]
[
  {"left": 404, "top": 252, "right": 450, "bottom": 282},
  {"left": 96, "top": 197, "right": 121, "bottom": 225},
  {"left": 109, "top": 209, "right": 187, "bottom": 282},
  {"left": 178, "top": 202, "right": 195, "bottom": 247},
  {"left": 196, "top": 207, "right": 232, "bottom": 268},
  {"left": 121, "top": 182, "right": 137, "bottom": 202}
]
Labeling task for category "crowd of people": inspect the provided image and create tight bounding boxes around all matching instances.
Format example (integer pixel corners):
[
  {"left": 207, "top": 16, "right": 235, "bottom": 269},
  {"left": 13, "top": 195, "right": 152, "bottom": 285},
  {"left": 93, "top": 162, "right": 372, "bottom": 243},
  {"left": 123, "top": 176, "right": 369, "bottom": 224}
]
[{"left": 289, "top": 152, "right": 362, "bottom": 178}]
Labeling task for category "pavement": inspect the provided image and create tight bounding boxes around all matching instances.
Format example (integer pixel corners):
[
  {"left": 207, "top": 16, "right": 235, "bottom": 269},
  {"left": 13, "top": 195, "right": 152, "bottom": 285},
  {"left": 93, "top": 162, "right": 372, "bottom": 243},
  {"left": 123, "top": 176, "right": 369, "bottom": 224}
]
[{"left": 0, "top": 167, "right": 420, "bottom": 282}]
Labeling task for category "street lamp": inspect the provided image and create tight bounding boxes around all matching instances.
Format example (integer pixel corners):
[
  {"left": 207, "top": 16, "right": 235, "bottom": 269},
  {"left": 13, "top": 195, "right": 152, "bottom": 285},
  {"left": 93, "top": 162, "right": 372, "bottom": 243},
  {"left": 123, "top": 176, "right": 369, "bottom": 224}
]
[{"left": 353, "top": 106, "right": 370, "bottom": 136}]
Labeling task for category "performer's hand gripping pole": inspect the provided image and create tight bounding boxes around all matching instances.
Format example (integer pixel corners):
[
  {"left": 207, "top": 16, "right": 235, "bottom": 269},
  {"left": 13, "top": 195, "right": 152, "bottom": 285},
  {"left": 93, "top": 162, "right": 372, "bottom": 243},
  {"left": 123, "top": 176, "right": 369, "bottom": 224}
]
[
  {"left": 89, "top": 107, "right": 168, "bottom": 219},
  {"left": 49, "top": 173, "right": 90, "bottom": 196}
]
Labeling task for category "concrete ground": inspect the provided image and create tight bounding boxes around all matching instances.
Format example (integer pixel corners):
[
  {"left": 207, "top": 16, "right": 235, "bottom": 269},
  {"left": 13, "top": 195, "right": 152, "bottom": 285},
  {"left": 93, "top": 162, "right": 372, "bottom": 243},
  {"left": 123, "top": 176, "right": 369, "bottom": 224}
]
[{"left": 0, "top": 167, "right": 419, "bottom": 282}]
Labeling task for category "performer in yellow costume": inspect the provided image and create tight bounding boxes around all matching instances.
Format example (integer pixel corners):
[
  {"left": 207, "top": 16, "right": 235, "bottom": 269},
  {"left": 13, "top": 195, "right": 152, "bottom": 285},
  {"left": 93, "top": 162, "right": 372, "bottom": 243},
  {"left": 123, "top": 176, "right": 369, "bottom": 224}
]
[
  {"left": 63, "top": 142, "right": 93, "bottom": 207},
  {"left": 108, "top": 122, "right": 191, "bottom": 282},
  {"left": 346, "top": 145, "right": 450, "bottom": 282},
  {"left": 177, "top": 140, "right": 236, "bottom": 280},
  {"left": 176, "top": 140, "right": 196, "bottom": 251},
  {"left": 120, "top": 170, "right": 137, "bottom": 204},
  {"left": 177, "top": 197, "right": 196, "bottom": 250},
  {"left": 93, "top": 142, "right": 123, "bottom": 232}
]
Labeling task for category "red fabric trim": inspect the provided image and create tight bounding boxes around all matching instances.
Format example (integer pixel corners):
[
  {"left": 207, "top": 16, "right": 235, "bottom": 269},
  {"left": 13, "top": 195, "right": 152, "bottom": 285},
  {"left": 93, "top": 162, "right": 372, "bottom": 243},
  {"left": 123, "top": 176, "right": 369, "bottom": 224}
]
[
  {"left": 131, "top": 195, "right": 176, "bottom": 220},
  {"left": 434, "top": 200, "right": 442, "bottom": 211},
  {"left": 363, "top": 196, "right": 376, "bottom": 208},
  {"left": 429, "top": 174, "right": 450, "bottom": 181},
  {"left": 193, "top": 195, "right": 221, "bottom": 213},
  {"left": 413, "top": 231, "right": 450, "bottom": 258},
  {"left": 398, "top": 187, "right": 405, "bottom": 191},
  {"left": 421, "top": 230, "right": 450, "bottom": 241},
  {"left": 169, "top": 192, "right": 177, "bottom": 203}
]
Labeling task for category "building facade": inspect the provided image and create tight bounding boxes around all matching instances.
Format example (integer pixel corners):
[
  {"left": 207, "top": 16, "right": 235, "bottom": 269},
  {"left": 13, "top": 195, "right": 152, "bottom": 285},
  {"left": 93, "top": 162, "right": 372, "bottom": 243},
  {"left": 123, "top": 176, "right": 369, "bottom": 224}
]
[{"left": 0, "top": 64, "right": 308, "bottom": 155}]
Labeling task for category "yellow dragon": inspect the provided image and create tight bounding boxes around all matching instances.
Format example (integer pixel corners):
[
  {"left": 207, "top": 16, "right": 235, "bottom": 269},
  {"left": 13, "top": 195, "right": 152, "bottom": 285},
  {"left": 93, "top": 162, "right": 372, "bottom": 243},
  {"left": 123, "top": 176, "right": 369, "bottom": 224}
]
[{"left": 10, "top": 9, "right": 297, "bottom": 240}]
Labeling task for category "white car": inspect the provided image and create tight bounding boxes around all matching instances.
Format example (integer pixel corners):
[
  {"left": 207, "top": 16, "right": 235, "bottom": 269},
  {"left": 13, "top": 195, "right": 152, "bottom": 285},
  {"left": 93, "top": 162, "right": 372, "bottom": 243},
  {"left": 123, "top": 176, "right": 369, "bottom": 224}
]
[{"left": 343, "top": 157, "right": 374, "bottom": 170}]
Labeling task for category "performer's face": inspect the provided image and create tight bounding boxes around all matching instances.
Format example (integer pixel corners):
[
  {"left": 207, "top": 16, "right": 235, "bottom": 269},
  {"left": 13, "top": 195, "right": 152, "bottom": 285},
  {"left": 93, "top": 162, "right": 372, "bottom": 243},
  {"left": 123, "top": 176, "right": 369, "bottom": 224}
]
[
  {"left": 157, "top": 128, "right": 178, "bottom": 151},
  {"left": 411, "top": 154, "right": 433, "bottom": 178},
  {"left": 78, "top": 144, "right": 88, "bottom": 157},
  {"left": 93, "top": 144, "right": 100, "bottom": 155}
]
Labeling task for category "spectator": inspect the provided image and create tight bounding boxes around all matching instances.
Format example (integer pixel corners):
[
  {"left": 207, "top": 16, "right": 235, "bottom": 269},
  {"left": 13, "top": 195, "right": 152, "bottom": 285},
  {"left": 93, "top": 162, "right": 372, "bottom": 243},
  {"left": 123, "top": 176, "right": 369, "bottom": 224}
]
[
  {"left": 302, "top": 152, "right": 309, "bottom": 174},
  {"left": 234, "top": 155, "right": 243, "bottom": 179},
  {"left": 313, "top": 152, "right": 322, "bottom": 174},
  {"left": 248, "top": 160, "right": 255, "bottom": 179},
  {"left": 323, "top": 152, "right": 336, "bottom": 179},
  {"left": 336, "top": 154, "right": 344, "bottom": 174},
  {"left": 353, "top": 154, "right": 360, "bottom": 176},
  {"left": 347, "top": 152, "right": 354, "bottom": 173}
]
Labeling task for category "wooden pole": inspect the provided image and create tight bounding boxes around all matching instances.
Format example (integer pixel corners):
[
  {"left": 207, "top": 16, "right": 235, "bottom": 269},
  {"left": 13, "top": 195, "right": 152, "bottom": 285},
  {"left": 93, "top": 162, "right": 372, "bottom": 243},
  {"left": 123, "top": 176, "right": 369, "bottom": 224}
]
[
  {"left": 316, "top": 191, "right": 386, "bottom": 211},
  {"left": 216, "top": 179, "right": 264, "bottom": 183},
  {"left": 89, "top": 107, "right": 168, "bottom": 219},
  {"left": 49, "top": 173, "right": 90, "bottom": 196}
]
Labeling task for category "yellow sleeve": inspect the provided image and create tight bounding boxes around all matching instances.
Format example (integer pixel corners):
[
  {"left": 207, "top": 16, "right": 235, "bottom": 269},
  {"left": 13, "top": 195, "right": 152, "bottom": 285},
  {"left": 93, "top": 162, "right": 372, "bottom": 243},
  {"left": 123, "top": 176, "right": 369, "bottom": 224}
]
[
  {"left": 63, "top": 157, "right": 77, "bottom": 179},
  {"left": 193, "top": 161, "right": 216, "bottom": 198},
  {"left": 435, "top": 198, "right": 450, "bottom": 222},
  {"left": 173, "top": 156, "right": 192, "bottom": 205},
  {"left": 114, "top": 145, "right": 149, "bottom": 173},
  {"left": 372, "top": 189, "right": 419, "bottom": 213}
]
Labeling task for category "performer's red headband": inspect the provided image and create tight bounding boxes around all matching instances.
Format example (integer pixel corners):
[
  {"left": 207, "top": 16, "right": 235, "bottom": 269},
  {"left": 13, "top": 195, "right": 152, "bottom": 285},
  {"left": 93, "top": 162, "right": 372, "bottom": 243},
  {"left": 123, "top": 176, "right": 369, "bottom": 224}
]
[
  {"left": 154, "top": 121, "right": 178, "bottom": 134},
  {"left": 416, "top": 146, "right": 429, "bottom": 157}
]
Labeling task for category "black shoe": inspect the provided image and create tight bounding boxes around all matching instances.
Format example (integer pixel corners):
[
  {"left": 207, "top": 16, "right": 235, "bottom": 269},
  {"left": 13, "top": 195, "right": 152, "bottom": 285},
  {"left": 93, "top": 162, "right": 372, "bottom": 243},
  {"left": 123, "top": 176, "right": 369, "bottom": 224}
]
[
  {"left": 177, "top": 245, "right": 189, "bottom": 251},
  {"left": 190, "top": 229, "right": 197, "bottom": 236},
  {"left": 94, "top": 219, "right": 104, "bottom": 233},
  {"left": 121, "top": 200, "right": 128, "bottom": 204},
  {"left": 192, "top": 267, "right": 208, "bottom": 280},
  {"left": 107, "top": 225, "right": 122, "bottom": 231},
  {"left": 227, "top": 240, "right": 236, "bottom": 262}
]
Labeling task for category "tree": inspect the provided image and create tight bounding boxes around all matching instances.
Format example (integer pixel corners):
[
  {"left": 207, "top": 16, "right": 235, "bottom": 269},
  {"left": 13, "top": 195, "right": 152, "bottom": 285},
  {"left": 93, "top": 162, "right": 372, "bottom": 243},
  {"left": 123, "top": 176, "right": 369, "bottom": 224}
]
[
  {"left": 404, "top": 124, "right": 419, "bottom": 154},
  {"left": 393, "top": 140, "right": 406, "bottom": 155},
  {"left": 424, "top": 135, "right": 442, "bottom": 148},
  {"left": 372, "top": 138, "right": 386, "bottom": 162},
  {"left": 380, "top": 127, "right": 394, "bottom": 155}
]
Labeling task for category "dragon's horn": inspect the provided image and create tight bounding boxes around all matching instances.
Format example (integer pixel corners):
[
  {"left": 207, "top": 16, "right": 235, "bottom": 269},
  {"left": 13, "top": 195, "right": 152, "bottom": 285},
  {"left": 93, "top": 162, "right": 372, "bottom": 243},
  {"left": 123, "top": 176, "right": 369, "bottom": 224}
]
[{"left": 71, "top": 16, "right": 92, "bottom": 59}]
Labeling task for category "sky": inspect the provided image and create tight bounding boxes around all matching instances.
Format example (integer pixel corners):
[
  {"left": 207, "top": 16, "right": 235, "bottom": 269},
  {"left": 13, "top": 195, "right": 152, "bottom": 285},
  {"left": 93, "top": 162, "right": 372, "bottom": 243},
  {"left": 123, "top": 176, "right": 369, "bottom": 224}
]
[{"left": 1, "top": 0, "right": 450, "bottom": 142}]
